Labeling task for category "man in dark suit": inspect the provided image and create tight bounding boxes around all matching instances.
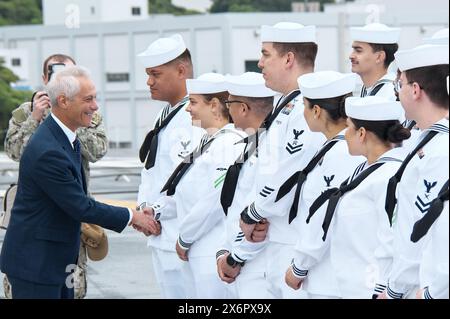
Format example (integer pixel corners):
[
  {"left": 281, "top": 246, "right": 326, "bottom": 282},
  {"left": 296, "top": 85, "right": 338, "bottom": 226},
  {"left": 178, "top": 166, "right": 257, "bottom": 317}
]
[{"left": 0, "top": 66, "right": 159, "bottom": 299}]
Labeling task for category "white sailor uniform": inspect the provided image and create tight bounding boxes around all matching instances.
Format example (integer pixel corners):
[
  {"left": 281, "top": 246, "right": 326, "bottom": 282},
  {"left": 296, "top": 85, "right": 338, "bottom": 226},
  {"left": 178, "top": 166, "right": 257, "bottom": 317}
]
[
  {"left": 138, "top": 98, "right": 203, "bottom": 299},
  {"left": 290, "top": 132, "right": 365, "bottom": 298},
  {"left": 238, "top": 92, "right": 325, "bottom": 299},
  {"left": 360, "top": 73, "right": 397, "bottom": 101},
  {"left": 299, "top": 149, "right": 404, "bottom": 298},
  {"left": 153, "top": 124, "right": 246, "bottom": 298},
  {"left": 387, "top": 120, "right": 449, "bottom": 299}
]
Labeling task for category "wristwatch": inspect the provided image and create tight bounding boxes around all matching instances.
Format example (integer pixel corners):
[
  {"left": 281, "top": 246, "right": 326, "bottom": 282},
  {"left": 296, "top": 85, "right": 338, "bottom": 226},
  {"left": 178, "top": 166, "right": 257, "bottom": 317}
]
[{"left": 226, "top": 254, "right": 245, "bottom": 268}]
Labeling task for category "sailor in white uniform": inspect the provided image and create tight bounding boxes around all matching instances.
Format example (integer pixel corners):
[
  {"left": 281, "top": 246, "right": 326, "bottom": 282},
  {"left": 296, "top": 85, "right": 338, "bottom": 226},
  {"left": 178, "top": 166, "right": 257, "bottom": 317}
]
[
  {"left": 237, "top": 22, "right": 325, "bottom": 299},
  {"left": 349, "top": 23, "right": 401, "bottom": 100},
  {"left": 136, "top": 34, "right": 203, "bottom": 298},
  {"left": 216, "top": 72, "right": 276, "bottom": 299},
  {"left": 383, "top": 45, "right": 449, "bottom": 299},
  {"left": 149, "top": 73, "right": 247, "bottom": 298},
  {"left": 293, "top": 97, "right": 410, "bottom": 298},
  {"left": 282, "top": 71, "right": 365, "bottom": 298},
  {"left": 399, "top": 28, "right": 449, "bottom": 152}
]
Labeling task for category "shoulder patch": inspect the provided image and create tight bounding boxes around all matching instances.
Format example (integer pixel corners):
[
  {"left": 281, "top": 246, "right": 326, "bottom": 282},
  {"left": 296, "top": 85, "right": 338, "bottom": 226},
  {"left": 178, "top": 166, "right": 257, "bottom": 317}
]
[{"left": 12, "top": 108, "right": 28, "bottom": 123}]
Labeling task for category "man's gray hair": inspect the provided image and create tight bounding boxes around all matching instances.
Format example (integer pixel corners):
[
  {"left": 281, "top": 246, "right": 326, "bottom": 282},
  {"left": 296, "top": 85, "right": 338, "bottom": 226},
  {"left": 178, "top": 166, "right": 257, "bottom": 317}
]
[{"left": 46, "top": 66, "right": 91, "bottom": 107}]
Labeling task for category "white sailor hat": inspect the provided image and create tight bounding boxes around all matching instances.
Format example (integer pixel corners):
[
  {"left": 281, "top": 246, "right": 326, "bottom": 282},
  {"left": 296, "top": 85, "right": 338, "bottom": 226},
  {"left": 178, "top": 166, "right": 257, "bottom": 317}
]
[
  {"left": 226, "top": 72, "right": 277, "bottom": 98},
  {"left": 395, "top": 44, "right": 449, "bottom": 71},
  {"left": 186, "top": 73, "right": 227, "bottom": 95},
  {"left": 424, "top": 28, "right": 449, "bottom": 45},
  {"left": 345, "top": 96, "right": 403, "bottom": 121},
  {"left": 137, "top": 34, "right": 187, "bottom": 68},
  {"left": 350, "top": 23, "right": 401, "bottom": 44},
  {"left": 298, "top": 71, "right": 358, "bottom": 100},
  {"left": 261, "top": 22, "right": 316, "bottom": 44}
]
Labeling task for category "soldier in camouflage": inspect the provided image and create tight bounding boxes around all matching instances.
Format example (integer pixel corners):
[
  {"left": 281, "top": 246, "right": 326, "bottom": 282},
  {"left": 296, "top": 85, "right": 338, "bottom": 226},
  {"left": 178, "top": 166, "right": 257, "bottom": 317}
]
[{"left": 2, "top": 54, "right": 108, "bottom": 299}]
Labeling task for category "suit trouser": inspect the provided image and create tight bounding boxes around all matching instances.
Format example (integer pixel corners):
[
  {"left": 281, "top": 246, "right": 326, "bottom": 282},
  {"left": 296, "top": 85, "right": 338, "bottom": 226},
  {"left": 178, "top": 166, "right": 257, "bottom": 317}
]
[
  {"left": 3, "top": 241, "right": 87, "bottom": 299},
  {"left": 8, "top": 275, "right": 74, "bottom": 299},
  {"left": 151, "top": 248, "right": 186, "bottom": 299}
]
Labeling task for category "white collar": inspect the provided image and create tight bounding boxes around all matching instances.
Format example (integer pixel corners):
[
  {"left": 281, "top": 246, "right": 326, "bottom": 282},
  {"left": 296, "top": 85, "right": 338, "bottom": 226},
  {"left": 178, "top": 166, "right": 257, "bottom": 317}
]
[
  {"left": 51, "top": 113, "right": 77, "bottom": 147},
  {"left": 365, "top": 73, "right": 395, "bottom": 90},
  {"left": 170, "top": 95, "right": 190, "bottom": 110}
]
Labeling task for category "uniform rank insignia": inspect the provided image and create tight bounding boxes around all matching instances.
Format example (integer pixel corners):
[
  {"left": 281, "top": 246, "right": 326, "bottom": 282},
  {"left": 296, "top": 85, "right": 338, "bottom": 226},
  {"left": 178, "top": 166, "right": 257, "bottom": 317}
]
[
  {"left": 286, "top": 129, "right": 304, "bottom": 154},
  {"left": 324, "top": 175, "right": 335, "bottom": 187},
  {"left": 415, "top": 179, "right": 437, "bottom": 213},
  {"left": 281, "top": 102, "right": 294, "bottom": 115},
  {"left": 178, "top": 140, "right": 191, "bottom": 158}
]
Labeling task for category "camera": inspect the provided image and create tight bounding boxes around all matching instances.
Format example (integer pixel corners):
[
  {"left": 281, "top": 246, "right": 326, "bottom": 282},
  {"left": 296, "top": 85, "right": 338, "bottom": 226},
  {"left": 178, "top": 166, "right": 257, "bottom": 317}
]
[{"left": 47, "top": 63, "right": 66, "bottom": 81}]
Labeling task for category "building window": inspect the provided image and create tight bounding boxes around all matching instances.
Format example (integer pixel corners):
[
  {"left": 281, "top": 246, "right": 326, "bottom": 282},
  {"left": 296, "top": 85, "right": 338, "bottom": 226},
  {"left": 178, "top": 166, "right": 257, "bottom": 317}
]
[
  {"left": 131, "top": 7, "right": 141, "bottom": 16},
  {"left": 106, "top": 73, "right": 130, "bottom": 83},
  {"left": 109, "top": 141, "right": 132, "bottom": 149},
  {"left": 245, "top": 60, "right": 260, "bottom": 73},
  {"left": 11, "top": 58, "right": 21, "bottom": 66}
]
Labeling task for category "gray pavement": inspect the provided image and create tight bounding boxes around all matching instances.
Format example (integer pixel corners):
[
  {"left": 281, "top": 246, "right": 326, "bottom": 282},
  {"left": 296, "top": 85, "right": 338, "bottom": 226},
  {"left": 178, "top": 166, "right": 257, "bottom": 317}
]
[{"left": 0, "top": 152, "right": 162, "bottom": 299}]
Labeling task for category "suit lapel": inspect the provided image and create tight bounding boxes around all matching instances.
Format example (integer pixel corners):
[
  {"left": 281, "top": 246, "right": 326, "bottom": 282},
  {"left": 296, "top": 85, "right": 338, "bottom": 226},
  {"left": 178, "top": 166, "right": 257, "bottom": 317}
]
[{"left": 44, "top": 116, "right": 86, "bottom": 193}]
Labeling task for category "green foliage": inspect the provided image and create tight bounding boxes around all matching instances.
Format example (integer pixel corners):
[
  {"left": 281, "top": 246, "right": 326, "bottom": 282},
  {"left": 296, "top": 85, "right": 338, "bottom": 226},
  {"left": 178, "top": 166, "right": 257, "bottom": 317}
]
[
  {"left": 0, "top": 0, "right": 42, "bottom": 26},
  {"left": 148, "top": 0, "right": 200, "bottom": 15},
  {"left": 211, "top": 0, "right": 335, "bottom": 12},
  {"left": 0, "top": 60, "right": 32, "bottom": 150}
]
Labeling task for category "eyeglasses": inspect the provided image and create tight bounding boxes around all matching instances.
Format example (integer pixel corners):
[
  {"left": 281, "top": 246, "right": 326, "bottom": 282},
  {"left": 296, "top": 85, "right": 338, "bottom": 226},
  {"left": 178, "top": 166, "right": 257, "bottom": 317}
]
[
  {"left": 224, "top": 100, "right": 245, "bottom": 109},
  {"left": 393, "top": 79, "right": 414, "bottom": 93}
]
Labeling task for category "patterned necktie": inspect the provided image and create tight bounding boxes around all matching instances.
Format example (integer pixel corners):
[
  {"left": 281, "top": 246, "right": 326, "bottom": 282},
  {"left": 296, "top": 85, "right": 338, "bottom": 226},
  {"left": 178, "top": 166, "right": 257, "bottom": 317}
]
[{"left": 73, "top": 138, "right": 81, "bottom": 164}]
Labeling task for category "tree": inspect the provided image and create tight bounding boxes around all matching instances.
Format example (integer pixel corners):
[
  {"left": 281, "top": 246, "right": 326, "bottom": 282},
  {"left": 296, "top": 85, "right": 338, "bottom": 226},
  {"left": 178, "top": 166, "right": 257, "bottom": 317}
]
[
  {"left": 0, "top": 59, "right": 32, "bottom": 150},
  {"left": 211, "top": 0, "right": 336, "bottom": 13},
  {"left": 0, "top": 0, "right": 42, "bottom": 26},
  {"left": 148, "top": 0, "right": 200, "bottom": 15}
]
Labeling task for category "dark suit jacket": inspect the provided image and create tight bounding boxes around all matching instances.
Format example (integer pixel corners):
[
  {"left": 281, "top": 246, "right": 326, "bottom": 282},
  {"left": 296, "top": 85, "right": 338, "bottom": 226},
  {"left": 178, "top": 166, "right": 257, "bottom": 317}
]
[{"left": 0, "top": 115, "right": 129, "bottom": 285}]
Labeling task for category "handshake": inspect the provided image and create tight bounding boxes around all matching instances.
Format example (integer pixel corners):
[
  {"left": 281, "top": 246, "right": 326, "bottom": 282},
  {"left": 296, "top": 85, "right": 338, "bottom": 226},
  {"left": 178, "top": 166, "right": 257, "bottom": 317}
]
[{"left": 130, "top": 206, "right": 161, "bottom": 237}]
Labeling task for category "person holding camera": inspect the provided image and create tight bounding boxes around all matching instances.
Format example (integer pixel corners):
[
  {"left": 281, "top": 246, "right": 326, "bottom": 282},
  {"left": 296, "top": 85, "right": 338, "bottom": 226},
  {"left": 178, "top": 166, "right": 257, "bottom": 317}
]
[{"left": 3, "top": 54, "right": 108, "bottom": 299}]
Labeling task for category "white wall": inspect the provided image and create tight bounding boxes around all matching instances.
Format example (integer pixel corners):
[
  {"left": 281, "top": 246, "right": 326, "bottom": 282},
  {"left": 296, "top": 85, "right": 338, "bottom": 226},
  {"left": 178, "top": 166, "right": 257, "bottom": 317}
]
[
  {"left": 0, "top": 49, "right": 30, "bottom": 85},
  {"left": 43, "top": 0, "right": 101, "bottom": 26},
  {"left": 194, "top": 29, "right": 224, "bottom": 74},
  {"left": 43, "top": 0, "right": 147, "bottom": 26},
  {"left": 100, "top": 0, "right": 148, "bottom": 22},
  {"left": 104, "top": 34, "right": 130, "bottom": 92},
  {"left": 230, "top": 27, "right": 262, "bottom": 74},
  {"left": 14, "top": 40, "right": 40, "bottom": 89}
]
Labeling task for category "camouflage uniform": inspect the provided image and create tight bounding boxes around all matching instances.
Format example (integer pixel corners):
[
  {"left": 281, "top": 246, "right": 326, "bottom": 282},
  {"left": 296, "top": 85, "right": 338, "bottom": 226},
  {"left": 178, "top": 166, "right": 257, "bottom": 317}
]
[{"left": 3, "top": 102, "right": 108, "bottom": 299}]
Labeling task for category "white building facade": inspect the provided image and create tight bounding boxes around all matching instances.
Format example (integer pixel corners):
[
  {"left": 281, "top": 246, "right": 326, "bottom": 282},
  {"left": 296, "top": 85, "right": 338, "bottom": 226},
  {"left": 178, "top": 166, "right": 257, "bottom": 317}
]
[
  {"left": 0, "top": 48, "right": 30, "bottom": 90},
  {"left": 1, "top": 9, "right": 448, "bottom": 151},
  {"left": 43, "top": 0, "right": 148, "bottom": 26}
]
